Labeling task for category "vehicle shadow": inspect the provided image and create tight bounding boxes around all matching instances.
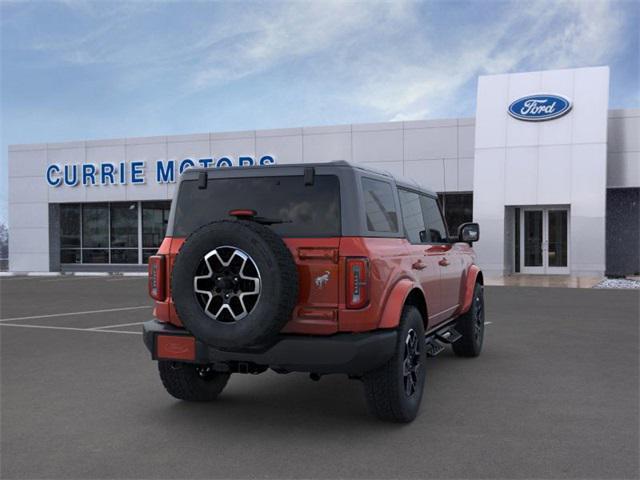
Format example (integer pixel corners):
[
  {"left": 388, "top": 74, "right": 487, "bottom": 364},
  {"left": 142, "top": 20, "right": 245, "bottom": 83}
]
[{"left": 142, "top": 351, "right": 469, "bottom": 435}]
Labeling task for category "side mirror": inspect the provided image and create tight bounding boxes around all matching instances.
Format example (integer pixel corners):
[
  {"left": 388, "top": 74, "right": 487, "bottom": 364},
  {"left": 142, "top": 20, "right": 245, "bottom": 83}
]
[{"left": 458, "top": 222, "right": 480, "bottom": 243}]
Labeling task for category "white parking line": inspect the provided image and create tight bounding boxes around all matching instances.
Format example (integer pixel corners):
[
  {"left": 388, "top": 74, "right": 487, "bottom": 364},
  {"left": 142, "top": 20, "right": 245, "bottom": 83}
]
[
  {"left": 0, "top": 306, "right": 151, "bottom": 323},
  {"left": 89, "top": 321, "right": 145, "bottom": 330},
  {"left": 0, "top": 323, "right": 142, "bottom": 335},
  {"left": 105, "top": 277, "right": 147, "bottom": 282},
  {"left": 484, "top": 321, "right": 492, "bottom": 325}
]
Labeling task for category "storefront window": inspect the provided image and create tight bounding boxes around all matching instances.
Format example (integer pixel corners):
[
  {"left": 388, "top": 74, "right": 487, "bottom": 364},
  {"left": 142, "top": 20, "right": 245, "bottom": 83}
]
[
  {"left": 82, "top": 204, "right": 109, "bottom": 248},
  {"left": 59, "top": 201, "right": 170, "bottom": 265},
  {"left": 142, "top": 201, "right": 170, "bottom": 263},
  {"left": 60, "top": 204, "right": 81, "bottom": 263},
  {"left": 110, "top": 203, "right": 138, "bottom": 263},
  {"left": 437, "top": 192, "right": 473, "bottom": 237}
]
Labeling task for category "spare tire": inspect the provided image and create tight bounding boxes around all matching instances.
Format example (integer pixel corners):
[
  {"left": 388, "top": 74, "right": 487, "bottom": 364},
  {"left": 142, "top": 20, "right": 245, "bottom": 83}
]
[{"left": 171, "top": 220, "right": 298, "bottom": 349}]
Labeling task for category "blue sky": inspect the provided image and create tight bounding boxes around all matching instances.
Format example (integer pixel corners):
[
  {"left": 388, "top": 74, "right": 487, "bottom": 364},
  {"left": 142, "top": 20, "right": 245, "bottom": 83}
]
[{"left": 1, "top": 0, "right": 638, "bottom": 225}]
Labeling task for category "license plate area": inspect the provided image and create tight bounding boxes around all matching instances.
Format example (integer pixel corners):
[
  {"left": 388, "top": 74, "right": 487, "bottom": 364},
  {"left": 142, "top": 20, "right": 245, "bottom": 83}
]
[{"left": 156, "top": 335, "right": 196, "bottom": 361}]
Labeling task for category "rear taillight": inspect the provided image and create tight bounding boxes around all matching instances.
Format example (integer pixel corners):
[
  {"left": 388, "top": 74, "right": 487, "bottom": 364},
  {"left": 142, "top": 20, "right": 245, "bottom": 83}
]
[
  {"left": 148, "top": 255, "right": 166, "bottom": 301},
  {"left": 346, "top": 257, "right": 369, "bottom": 309}
]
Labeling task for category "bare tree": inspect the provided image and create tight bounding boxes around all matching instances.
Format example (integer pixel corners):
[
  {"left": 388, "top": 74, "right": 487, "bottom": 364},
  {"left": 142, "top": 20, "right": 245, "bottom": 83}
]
[{"left": 0, "top": 222, "right": 8, "bottom": 259}]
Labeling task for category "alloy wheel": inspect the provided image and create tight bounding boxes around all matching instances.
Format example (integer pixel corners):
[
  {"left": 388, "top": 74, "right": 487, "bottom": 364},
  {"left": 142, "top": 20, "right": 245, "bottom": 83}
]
[
  {"left": 193, "top": 246, "right": 261, "bottom": 322},
  {"left": 403, "top": 328, "right": 421, "bottom": 397}
]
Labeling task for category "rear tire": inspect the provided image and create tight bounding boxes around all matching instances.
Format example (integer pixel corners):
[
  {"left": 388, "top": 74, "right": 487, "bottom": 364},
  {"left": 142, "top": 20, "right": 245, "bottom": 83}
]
[
  {"left": 362, "top": 305, "right": 426, "bottom": 423},
  {"left": 452, "top": 283, "right": 485, "bottom": 358},
  {"left": 158, "top": 361, "right": 230, "bottom": 401}
]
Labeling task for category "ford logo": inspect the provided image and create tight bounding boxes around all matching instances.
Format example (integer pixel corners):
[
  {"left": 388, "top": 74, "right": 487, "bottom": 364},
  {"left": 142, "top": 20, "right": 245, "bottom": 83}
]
[{"left": 508, "top": 94, "right": 572, "bottom": 121}]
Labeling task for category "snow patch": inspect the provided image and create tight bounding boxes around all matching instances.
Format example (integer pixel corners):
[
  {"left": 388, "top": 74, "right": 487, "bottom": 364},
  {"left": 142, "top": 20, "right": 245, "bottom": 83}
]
[{"left": 593, "top": 279, "right": 640, "bottom": 289}]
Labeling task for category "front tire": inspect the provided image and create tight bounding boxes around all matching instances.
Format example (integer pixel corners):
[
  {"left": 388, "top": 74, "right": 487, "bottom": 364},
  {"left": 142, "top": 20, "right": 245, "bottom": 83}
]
[
  {"left": 452, "top": 283, "right": 485, "bottom": 357},
  {"left": 158, "top": 361, "right": 230, "bottom": 401},
  {"left": 363, "top": 305, "right": 426, "bottom": 423}
]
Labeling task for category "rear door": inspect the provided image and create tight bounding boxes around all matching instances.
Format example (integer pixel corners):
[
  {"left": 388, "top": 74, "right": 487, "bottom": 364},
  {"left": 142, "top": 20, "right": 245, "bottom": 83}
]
[
  {"left": 420, "top": 195, "right": 463, "bottom": 319},
  {"left": 398, "top": 189, "right": 444, "bottom": 324}
]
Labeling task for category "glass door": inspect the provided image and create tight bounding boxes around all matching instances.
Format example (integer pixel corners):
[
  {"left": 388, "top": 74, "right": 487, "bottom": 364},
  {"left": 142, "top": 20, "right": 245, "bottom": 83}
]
[
  {"left": 547, "top": 209, "right": 569, "bottom": 273},
  {"left": 521, "top": 209, "right": 545, "bottom": 274},
  {"left": 519, "top": 208, "right": 569, "bottom": 274}
]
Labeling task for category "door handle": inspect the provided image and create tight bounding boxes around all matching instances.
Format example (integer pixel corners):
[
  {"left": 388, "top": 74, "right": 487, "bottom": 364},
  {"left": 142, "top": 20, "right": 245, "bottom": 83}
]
[
  {"left": 412, "top": 260, "right": 426, "bottom": 270},
  {"left": 438, "top": 258, "right": 450, "bottom": 267}
]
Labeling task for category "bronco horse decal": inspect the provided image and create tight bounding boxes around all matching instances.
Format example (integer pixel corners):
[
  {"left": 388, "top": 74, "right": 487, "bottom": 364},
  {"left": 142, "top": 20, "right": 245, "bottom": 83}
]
[{"left": 315, "top": 271, "right": 330, "bottom": 289}]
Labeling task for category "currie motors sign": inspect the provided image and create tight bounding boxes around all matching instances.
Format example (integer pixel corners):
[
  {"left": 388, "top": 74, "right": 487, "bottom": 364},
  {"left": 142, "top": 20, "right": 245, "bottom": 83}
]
[
  {"left": 45, "top": 155, "right": 276, "bottom": 187},
  {"left": 508, "top": 94, "right": 572, "bottom": 121}
]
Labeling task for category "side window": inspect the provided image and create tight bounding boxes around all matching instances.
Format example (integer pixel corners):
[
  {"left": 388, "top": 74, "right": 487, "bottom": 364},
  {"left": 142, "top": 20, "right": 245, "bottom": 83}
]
[
  {"left": 399, "top": 189, "right": 426, "bottom": 243},
  {"left": 361, "top": 177, "right": 398, "bottom": 233},
  {"left": 420, "top": 195, "right": 448, "bottom": 243}
]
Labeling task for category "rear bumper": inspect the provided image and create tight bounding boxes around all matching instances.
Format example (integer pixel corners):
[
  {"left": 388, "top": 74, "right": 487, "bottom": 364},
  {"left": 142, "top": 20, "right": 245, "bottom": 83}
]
[{"left": 143, "top": 320, "right": 397, "bottom": 375}]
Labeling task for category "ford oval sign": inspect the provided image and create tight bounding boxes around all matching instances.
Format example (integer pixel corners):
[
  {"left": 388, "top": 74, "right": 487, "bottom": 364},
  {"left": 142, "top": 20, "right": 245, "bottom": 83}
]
[{"left": 508, "top": 94, "right": 572, "bottom": 121}]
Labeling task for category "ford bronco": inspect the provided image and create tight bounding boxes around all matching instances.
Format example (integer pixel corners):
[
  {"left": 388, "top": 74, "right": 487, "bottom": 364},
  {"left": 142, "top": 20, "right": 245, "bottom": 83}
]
[{"left": 144, "top": 161, "right": 484, "bottom": 422}]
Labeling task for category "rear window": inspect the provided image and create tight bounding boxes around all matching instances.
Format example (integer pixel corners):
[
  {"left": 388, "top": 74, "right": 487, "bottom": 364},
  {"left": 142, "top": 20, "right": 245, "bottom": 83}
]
[{"left": 173, "top": 175, "right": 341, "bottom": 237}]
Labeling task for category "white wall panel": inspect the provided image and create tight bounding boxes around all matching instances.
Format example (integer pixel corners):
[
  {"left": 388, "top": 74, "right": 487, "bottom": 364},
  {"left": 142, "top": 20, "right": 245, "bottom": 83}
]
[
  {"left": 168, "top": 139, "right": 211, "bottom": 160},
  {"left": 405, "top": 160, "right": 442, "bottom": 191},
  {"left": 473, "top": 148, "right": 505, "bottom": 218},
  {"left": 538, "top": 145, "right": 572, "bottom": 204},
  {"left": 570, "top": 216, "right": 605, "bottom": 274},
  {"left": 303, "top": 132, "right": 351, "bottom": 163},
  {"left": 8, "top": 148, "right": 47, "bottom": 178},
  {"left": 572, "top": 67, "right": 610, "bottom": 144},
  {"left": 458, "top": 157, "right": 474, "bottom": 191},
  {"left": 9, "top": 202, "right": 48, "bottom": 229},
  {"left": 404, "top": 126, "right": 457, "bottom": 160},
  {"left": 607, "top": 116, "right": 640, "bottom": 153},
  {"left": 7, "top": 227, "right": 49, "bottom": 253},
  {"left": 9, "top": 253, "right": 50, "bottom": 272},
  {"left": 353, "top": 129, "right": 403, "bottom": 163},
  {"left": 210, "top": 137, "right": 255, "bottom": 161},
  {"left": 571, "top": 143, "right": 607, "bottom": 217},
  {"left": 458, "top": 125, "right": 475, "bottom": 158},
  {"left": 504, "top": 147, "right": 537, "bottom": 205},
  {"left": 255, "top": 135, "right": 302, "bottom": 164},
  {"left": 475, "top": 74, "right": 509, "bottom": 149},
  {"left": 607, "top": 152, "right": 640, "bottom": 188},
  {"left": 11, "top": 176, "right": 48, "bottom": 203}
]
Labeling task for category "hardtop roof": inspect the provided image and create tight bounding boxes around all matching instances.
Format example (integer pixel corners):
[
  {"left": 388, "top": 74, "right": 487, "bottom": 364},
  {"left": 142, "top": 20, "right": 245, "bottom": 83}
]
[{"left": 184, "top": 160, "right": 437, "bottom": 197}]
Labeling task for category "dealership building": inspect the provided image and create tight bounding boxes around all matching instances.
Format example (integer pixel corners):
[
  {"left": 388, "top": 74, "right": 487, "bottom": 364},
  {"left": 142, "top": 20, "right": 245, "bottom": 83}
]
[{"left": 7, "top": 66, "right": 640, "bottom": 277}]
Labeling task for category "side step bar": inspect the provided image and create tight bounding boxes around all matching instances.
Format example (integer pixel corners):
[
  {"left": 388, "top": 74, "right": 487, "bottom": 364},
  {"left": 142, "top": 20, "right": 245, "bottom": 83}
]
[{"left": 425, "top": 324, "right": 462, "bottom": 357}]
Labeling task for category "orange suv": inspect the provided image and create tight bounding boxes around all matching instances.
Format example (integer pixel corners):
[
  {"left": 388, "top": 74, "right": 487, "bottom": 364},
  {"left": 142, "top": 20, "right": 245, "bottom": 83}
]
[{"left": 144, "top": 161, "right": 484, "bottom": 422}]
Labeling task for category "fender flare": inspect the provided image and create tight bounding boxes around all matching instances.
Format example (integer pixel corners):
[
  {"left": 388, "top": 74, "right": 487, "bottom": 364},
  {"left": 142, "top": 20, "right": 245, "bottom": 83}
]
[
  {"left": 378, "top": 278, "right": 424, "bottom": 329},
  {"left": 459, "top": 265, "right": 483, "bottom": 314}
]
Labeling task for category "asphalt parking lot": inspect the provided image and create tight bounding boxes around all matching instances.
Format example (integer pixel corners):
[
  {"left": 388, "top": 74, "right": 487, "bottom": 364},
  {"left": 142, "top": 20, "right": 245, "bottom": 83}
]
[{"left": 1, "top": 276, "right": 638, "bottom": 479}]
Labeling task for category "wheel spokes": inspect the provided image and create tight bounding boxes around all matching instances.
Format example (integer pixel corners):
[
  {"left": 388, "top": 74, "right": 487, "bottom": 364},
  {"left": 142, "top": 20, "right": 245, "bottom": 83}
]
[
  {"left": 403, "top": 329, "right": 421, "bottom": 397},
  {"left": 193, "top": 246, "right": 261, "bottom": 322}
]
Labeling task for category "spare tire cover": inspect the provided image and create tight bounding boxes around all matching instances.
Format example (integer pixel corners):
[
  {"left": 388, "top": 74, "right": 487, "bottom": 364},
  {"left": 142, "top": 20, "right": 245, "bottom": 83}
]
[{"left": 171, "top": 220, "right": 298, "bottom": 349}]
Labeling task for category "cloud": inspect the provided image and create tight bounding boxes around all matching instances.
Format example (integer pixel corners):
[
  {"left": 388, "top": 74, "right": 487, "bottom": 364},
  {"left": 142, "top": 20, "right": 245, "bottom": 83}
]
[
  {"left": 188, "top": 1, "right": 415, "bottom": 91},
  {"left": 4, "top": 0, "right": 632, "bottom": 122},
  {"left": 350, "top": 0, "right": 626, "bottom": 121}
]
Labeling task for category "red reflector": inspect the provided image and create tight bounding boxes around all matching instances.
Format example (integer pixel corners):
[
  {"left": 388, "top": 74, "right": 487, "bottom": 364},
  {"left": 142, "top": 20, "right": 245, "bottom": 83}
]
[
  {"left": 346, "top": 257, "right": 369, "bottom": 309},
  {"left": 229, "top": 209, "right": 257, "bottom": 217},
  {"left": 156, "top": 335, "right": 195, "bottom": 361},
  {"left": 148, "top": 255, "right": 166, "bottom": 301}
]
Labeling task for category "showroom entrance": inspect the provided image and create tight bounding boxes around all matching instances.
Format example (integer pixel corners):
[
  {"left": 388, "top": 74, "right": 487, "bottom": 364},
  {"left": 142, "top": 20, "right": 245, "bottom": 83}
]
[{"left": 514, "top": 207, "right": 570, "bottom": 275}]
